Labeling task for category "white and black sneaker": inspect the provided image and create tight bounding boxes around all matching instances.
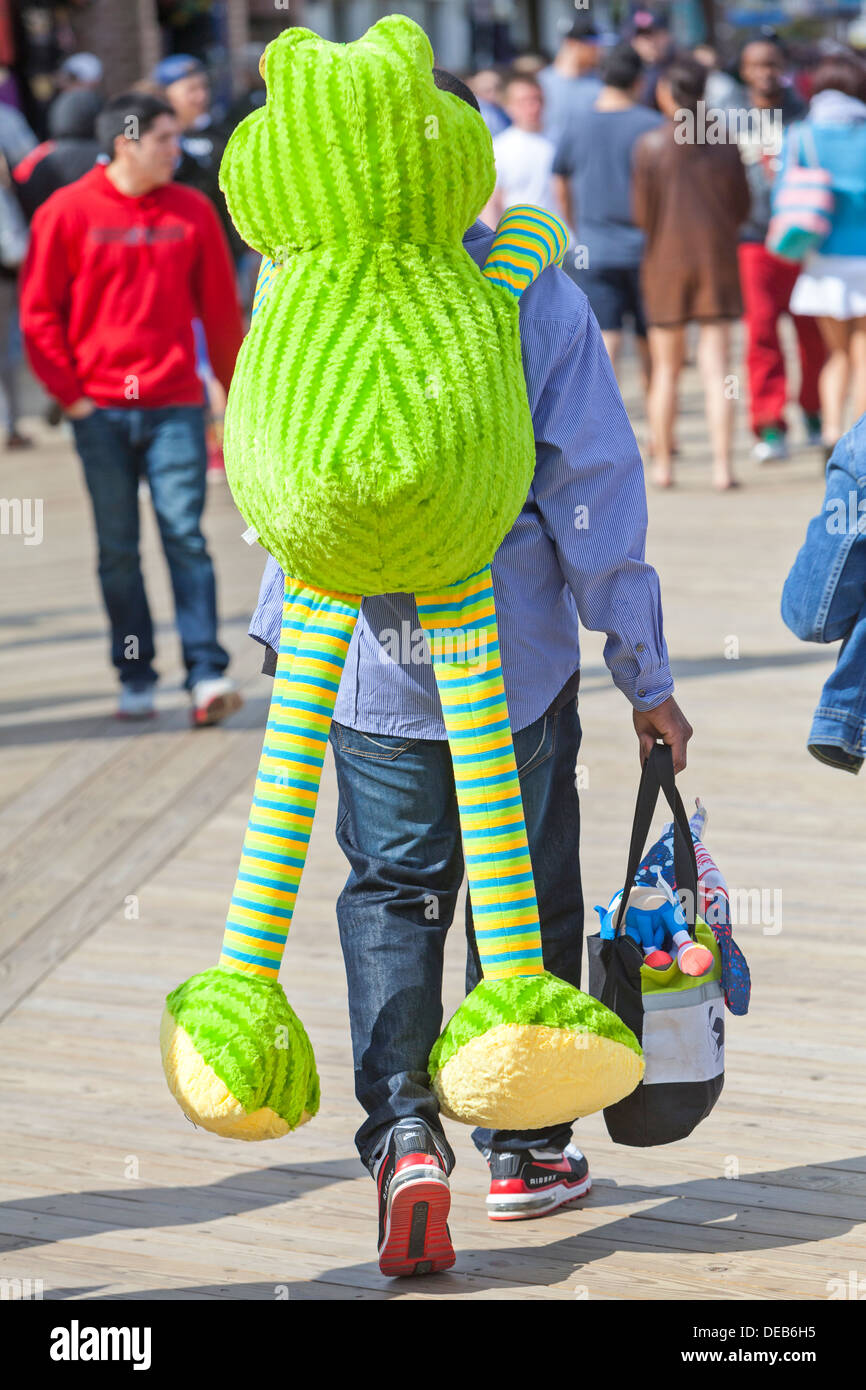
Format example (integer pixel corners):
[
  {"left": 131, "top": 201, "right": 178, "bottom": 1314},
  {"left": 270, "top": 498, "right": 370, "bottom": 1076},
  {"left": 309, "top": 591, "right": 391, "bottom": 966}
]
[
  {"left": 374, "top": 1120, "right": 455, "bottom": 1277},
  {"left": 485, "top": 1142, "right": 591, "bottom": 1221}
]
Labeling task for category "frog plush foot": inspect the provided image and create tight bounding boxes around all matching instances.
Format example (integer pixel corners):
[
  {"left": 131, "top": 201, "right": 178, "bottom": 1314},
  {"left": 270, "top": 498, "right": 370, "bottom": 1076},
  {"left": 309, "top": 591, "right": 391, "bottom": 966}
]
[
  {"left": 160, "top": 967, "right": 319, "bottom": 1141},
  {"left": 428, "top": 973, "right": 644, "bottom": 1130}
]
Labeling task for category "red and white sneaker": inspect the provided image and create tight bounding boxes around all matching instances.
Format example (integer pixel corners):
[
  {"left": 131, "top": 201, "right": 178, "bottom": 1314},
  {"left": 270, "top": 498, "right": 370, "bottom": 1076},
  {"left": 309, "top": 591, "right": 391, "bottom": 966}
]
[
  {"left": 190, "top": 677, "right": 243, "bottom": 728},
  {"left": 374, "top": 1121, "right": 455, "bottom": 1277},
  {"left": 485, "top": 1142, "right": 591, "bottom": 1221}
]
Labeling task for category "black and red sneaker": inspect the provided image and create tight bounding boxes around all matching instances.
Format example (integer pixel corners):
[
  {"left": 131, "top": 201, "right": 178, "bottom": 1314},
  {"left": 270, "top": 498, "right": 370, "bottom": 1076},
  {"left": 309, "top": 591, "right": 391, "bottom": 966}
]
[
  {"left": 374, "top": 1120, "right": 455, "bottom": 1277},
  {"left": 485, "top": 1143, "right": 591, "bottom": 1221}
]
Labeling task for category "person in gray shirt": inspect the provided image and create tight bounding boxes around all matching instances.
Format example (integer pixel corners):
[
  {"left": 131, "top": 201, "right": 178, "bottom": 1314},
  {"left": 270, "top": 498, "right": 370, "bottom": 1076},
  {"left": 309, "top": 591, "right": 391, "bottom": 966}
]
[
  {"left": 538, "top": 16, "right": 603, "bottom": 144},
  {"left": 552, "top": 43, "right": 662, "bottom": 386}
]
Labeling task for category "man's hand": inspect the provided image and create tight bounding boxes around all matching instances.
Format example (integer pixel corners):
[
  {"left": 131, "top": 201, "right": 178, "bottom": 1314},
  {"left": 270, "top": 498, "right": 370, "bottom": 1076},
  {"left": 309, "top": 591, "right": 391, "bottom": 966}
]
[
  {"left": 633, "top": 696, "right": 693, "bottom": 774},
  {"left": 65, "top": 398, "right": 96, "bottom": 420}
]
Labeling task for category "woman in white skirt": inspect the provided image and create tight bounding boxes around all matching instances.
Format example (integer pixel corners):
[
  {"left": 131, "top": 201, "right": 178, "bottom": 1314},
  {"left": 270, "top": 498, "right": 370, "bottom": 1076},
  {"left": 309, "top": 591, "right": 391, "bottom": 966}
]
[{"left": 786, "top": 54, "right": 866, "bottom": 454}]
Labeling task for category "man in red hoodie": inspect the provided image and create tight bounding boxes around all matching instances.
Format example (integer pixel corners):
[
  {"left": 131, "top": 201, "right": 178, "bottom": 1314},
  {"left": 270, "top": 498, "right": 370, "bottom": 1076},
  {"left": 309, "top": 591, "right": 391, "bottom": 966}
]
[{"left": 20, "top": 92, "right": 245, "bottom": 724}]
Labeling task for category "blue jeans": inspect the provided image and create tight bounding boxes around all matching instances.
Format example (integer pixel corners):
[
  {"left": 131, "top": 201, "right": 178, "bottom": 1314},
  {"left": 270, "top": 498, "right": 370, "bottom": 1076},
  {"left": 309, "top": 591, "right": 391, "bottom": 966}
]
[
  {"left": 781, "top": 424, "right": 866, "bottom": 762},
  {"left": 72, "top": 406, "right": 228, "bottom": 690},
  {"left": 330, "top": 698, "right": 584, "bottom": 1172}
]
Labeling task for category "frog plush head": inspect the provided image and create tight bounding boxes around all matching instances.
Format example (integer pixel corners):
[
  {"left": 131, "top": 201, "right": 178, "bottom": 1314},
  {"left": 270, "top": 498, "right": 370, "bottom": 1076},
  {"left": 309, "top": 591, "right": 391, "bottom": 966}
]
[
  {"left": 217, "top": 16, "right": 537, "bottom": 597},
  {"left": 219, "top": 17, "right": 494, "bottom": 261}
]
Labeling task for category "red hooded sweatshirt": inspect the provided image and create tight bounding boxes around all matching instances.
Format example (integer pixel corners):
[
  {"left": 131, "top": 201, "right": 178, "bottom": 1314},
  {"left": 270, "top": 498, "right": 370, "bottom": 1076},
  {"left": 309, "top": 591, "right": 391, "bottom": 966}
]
[{"left": 20, "top": 164, "right": 244, "bottom": 410}]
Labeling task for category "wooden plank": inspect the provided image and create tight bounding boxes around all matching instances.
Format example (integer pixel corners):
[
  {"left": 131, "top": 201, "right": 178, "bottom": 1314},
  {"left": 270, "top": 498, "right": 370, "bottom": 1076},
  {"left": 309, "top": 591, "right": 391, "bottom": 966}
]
[{"left": 0, "top": 717, "right": 266, "bottom": 1016}]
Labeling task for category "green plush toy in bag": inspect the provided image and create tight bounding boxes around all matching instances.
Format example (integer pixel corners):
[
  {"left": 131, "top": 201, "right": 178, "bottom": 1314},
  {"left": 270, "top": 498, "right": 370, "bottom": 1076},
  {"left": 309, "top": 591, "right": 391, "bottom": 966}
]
[{"left": 161, "top": 17, "right": 645, "bottom": 1141}]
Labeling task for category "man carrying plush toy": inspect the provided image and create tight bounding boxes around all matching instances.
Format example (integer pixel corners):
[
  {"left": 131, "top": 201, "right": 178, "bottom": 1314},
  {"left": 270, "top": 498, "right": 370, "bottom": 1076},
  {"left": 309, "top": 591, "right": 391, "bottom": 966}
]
[{"left": 250, "top": 65, "right": 693, "bottom": 1275}]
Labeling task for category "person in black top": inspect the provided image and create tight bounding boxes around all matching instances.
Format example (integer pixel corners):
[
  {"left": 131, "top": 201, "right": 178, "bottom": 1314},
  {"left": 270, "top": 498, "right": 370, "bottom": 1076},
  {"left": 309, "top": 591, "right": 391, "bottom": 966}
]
[
  {"left": 152, "top": 53, "right": 244, "bottom": 263},
  {"left": 13, "top": 89, "right": 102, "bottom": 219}
]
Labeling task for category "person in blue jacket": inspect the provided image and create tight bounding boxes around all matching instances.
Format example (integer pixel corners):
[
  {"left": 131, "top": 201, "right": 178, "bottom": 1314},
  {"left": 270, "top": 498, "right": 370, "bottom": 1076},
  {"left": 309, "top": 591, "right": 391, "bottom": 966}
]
[
  {"left": 781, "top": 413, "right": 866, "bottom": 772},
  {"left": 783, "top": 54, "right": 866, "bottom": 457}
]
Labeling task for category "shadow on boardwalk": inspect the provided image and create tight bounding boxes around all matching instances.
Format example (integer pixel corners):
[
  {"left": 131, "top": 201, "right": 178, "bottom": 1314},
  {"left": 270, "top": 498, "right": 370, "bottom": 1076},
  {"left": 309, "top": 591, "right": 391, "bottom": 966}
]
[
  {"left": 4, "top": 1157, "right": 863, "bottom": 1300},
  {"left": 0, "top": 693, "right": 271, "bottom": 747}
]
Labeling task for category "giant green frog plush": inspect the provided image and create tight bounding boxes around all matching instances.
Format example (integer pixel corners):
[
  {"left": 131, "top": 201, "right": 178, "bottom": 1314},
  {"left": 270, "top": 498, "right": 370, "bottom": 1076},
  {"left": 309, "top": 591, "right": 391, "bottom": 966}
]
[{"left": 161, "top": 16, "right": 644, "bottom": 1140}]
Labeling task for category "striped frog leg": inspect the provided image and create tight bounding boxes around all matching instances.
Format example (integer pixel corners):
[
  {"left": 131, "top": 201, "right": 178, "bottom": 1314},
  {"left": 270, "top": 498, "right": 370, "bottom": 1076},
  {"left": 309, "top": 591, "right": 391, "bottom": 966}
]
[
  {"left": 416, "top": 566, "right": 543, "bottom": 981},
  {"left": 218, "top": 577, "right": 361, "bottom": 978}
]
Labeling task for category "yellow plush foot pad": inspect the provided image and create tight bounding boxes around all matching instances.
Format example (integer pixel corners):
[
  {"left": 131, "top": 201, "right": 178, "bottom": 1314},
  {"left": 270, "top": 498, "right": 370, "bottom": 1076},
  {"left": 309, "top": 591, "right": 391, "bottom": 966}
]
[
  {"left": 160, "top": 1012, "right": 314, "bottom": 1140},
  {"left": 432, "top": 1021, "right": 644, "bottom": 1130},
  {"left": 428, "top": 973, "right": 643, "bottom": 1130}
]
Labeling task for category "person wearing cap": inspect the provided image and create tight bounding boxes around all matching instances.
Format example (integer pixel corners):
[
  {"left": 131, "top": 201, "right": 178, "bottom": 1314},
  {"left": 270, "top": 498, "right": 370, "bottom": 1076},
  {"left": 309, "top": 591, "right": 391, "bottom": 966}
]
[
  {"left": 56, "top": 52, "right": 104, "bottom": 92},
  {"left": 630, "top": 10, "right": 675, "bottom": 109},
  {"left": 537, "top": 18, "right": 604, "bottom": 143},
  {"left": 153, "top": 54, "right": 243, "bottom": 262}
]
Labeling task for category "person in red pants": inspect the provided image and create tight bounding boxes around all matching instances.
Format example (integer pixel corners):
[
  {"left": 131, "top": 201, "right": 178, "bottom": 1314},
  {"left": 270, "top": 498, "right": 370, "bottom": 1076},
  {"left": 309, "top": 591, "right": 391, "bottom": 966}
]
[{"left": 735, "top": 38, "right": 826, "bottom": 461}]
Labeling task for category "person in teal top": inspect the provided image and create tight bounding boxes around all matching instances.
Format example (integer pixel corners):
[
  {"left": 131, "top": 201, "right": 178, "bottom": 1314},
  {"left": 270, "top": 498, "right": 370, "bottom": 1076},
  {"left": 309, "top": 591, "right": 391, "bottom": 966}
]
[{"left": 784, "top": 54, "right": 866, "bottom": 453}]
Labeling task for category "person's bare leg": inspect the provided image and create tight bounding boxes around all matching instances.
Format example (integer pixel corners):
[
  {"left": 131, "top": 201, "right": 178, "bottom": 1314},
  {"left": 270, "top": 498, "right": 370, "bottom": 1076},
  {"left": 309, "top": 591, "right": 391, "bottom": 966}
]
[
  {"left": 697, "top": 321, "right": 735, "bottom": 489},
  {"left": 846, "top": 317, "right": 866, "bottom": 423},
  {"left": 817, "top": 316, "right": 852, "bottom": 447},
  {"left": 636, "top": 333, "right": 652, "bottom": 398},
  {"left": 635, "top": 334, "right": 657, "bottom": 453},
  {"left": 601, "top": 329, "right": 623, "bottom": 377},
  {"left": 647, "top": 325, "right": 685, "bottom": 486}
]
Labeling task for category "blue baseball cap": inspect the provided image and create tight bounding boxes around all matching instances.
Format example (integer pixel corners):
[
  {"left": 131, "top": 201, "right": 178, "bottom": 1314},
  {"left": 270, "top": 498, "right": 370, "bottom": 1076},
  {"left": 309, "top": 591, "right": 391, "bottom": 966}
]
[
  {"left": 565, "top": 17, "right": 601, "bottom": 42},
  {"left": 152, "top": 54, "right": 206, "bottom": 87}
]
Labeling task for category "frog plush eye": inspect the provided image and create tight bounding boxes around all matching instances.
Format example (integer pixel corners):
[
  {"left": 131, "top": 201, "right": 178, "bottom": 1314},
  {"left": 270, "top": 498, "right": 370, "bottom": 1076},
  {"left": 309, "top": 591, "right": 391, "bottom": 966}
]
[{"left": 257, "top": 24, "right": 316, "bottom": 82}]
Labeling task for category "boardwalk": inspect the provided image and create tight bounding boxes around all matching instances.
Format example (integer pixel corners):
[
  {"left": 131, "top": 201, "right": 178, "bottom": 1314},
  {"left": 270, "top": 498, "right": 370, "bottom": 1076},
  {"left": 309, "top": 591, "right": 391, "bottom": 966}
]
[{"left": 2, "top": 353, "right": 865, "bottom": 1300}]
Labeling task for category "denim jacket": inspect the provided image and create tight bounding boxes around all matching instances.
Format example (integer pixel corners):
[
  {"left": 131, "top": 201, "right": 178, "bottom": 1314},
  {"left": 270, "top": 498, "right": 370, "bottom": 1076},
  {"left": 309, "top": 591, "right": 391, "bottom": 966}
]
[{"left": 781, "top": 417, "right": 866, "bottom": 767}]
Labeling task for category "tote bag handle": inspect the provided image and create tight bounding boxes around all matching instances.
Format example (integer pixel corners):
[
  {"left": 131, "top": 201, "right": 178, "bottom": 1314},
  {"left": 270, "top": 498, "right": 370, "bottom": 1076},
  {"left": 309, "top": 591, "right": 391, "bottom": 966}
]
[
  {"left": 615, "top": 742, "right": 700, "bottom": 938},
  {"left": 798, "top": 122, "right": 822, "bottom": 170}
]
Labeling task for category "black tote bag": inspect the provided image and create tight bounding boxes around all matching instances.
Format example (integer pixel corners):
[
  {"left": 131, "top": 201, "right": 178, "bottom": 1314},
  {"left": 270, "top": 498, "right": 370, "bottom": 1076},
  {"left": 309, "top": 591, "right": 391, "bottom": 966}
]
[{"left": 587, "top": 744, "right": 724, "bottom": 1147}]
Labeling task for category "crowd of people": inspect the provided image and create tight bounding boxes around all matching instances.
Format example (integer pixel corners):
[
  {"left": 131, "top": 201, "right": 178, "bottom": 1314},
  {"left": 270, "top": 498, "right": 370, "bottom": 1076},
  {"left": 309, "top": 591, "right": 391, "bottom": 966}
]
[
  {"left": 471, "top": 14, "right": 866, "bottom": 489},
  {"left": 0, "top": 18, "right": 864, "bottom": 719}
]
